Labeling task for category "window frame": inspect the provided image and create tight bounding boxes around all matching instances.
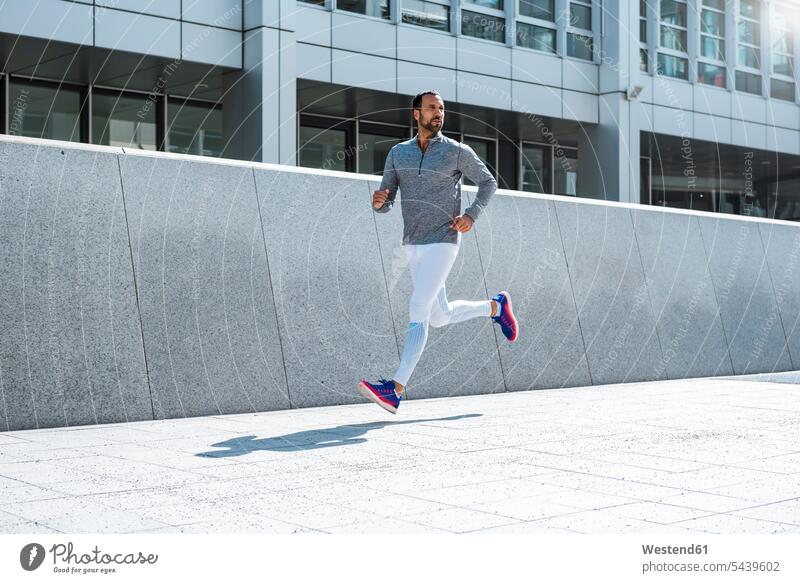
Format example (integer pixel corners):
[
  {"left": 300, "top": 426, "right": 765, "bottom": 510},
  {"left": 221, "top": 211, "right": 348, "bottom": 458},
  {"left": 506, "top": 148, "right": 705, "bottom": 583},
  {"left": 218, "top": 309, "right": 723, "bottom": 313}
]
[
  {"left": 399, "top": 0, "right": 452, "bottom": 33},
  {"left": 333, "top": 0, "right": 392, "bottom": 21},
  {"left": 6, "top": 75, "right": 89, "bottom": 143},
  {"left": 298, "top": 113, "right": 357, "bottom": 173},
  {"left": 697, "top": 0, "right": 727, "bottom": 87},
  {"left": 90, "top": 86, "right": 164, "bottom": 151},
  {"left": 165, "top": 95, "right": 224, "bottom": 157},
  {"left": 460, "top": 1, "right": 508, "bottom": 44},
  {"left": 565, "top": 0, "right": 594, "bottom": 61},
  {"left": 769, "top": 1, "right": 796, "bottom": 102}
]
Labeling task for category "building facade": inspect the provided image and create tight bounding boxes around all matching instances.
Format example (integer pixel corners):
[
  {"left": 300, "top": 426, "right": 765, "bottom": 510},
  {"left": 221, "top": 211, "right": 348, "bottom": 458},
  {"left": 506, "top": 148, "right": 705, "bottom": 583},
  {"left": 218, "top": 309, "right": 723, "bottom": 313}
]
[{"left": 2, "top": 0, "right": 800, "bottom": 219}]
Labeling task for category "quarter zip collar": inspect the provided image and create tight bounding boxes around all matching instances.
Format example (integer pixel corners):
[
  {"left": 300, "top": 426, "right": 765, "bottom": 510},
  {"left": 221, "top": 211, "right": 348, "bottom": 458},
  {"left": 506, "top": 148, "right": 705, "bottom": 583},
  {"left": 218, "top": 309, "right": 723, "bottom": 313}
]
[{"left": 413, "top": 130, "right": 444, "bottom": 148}]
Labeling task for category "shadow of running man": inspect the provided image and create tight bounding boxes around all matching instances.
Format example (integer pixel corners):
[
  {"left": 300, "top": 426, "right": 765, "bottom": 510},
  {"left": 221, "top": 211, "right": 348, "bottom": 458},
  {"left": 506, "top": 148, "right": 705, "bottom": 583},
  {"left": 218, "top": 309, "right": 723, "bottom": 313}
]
[{"left": 196, "top": 413, "right": 483, "bottom": 458}]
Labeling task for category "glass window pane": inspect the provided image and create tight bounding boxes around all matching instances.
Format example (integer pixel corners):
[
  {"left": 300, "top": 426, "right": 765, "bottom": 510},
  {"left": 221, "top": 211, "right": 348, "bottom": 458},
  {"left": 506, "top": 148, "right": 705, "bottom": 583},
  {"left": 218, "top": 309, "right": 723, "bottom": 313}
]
[
  {"left": 298, "top": 0, "right": 325, "bottom": 4},
  {"left": 516, "top": 21, "right": 556, "bottom": 52},
  {"left": 337, "top": 0, "right": 390, "bottom": 19},
  {"left": 702, "top": 0, "right": 725, "bottom": 9},
  {"left": 738, "top": 45, "right": 761, "bottom": 68},
  {"left": 299, "top": 126, "right": 348, "bottom": 171},
  {"left": 461, "top": 10, "right": 506, "bottom": 42},
  {"left": 640, "top": 18, "right": 647, "bottom": 42},
  {"left": 8, "top": 81, "right": 82, "bottom": 142},
  {"left": 735, "top": 70, "right": 762, "bottom": 94},
  {"left": 700, "top": 9, "right": 724, "bottom": 36},
  {"left": 737, "top": 20, "right": 760, "bottom": 45},
  {"left": 660, "top": 25, "right": 687, "bottom": 51},
  {"left": 701, "top": 36, "right": 725, "bottom": 60},
  {"left": 739, "top": 0, "right": 760, "bottom": 19},
  {"left": 570, "top": 2, "right": 591, "bottom": 29},
  {"left": 657, "top": 53, "right": 688, "bottom": 79},
  {"left": 358, "top": 131, "right": 405, "bottom": 175},
  {"left": 167, "top": 101, "right": 223, "bottom": 157},
  {"left": 660, "top": 0, "right": 686, "bottom": 27},
  {"left": 771, "top": 79, "right": 795, "bottom": 101},
  {"left": 554, "top": 149, "right": 578, "bottom": 196},
  {"left": 773, "top": 53, "right": 794, "bottom": 77},
  {"left": 463, "top": 137, "right": 495, "bottom": 185},
  {"left": 521, "top": 145, "right": 548, "bottom": 193},
  {"left": 519, "top": 0, "right": 554, "bottom": 21},
  {"left": 772, "top": 30, "right": 793, "bottom": 55},
  {"left": 402, "top": 0, "right": 450, "bottom": 31},
  {"left": 92, "top": 92, "right": 156, "bottom": 150},
  {"left": 697, "top": 62, "right": 726, "bottom": 86},
  {"left": 567, "top": 33, "right": 593, "bottom": 60},
  {"left": 640, "top": 48, "right": 649, "bottom": 71},
  {"left": 469, "top": 0, "right": 503, "bottom": 9}
]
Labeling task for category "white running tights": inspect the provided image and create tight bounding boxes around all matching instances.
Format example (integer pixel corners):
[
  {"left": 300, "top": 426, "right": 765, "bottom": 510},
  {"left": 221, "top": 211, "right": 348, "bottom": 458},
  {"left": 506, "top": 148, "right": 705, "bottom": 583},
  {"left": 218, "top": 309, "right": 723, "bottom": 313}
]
[{"left": 393, "top": 241, "right": 492, "bottom": 387}]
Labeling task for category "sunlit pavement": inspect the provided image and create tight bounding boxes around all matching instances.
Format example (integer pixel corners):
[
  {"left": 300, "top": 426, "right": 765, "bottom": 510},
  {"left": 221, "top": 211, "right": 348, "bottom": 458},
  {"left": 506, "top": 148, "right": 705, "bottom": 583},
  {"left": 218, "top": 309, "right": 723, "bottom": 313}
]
[{"left": 1, "top": 374, "right": 799, "bottom": 534}]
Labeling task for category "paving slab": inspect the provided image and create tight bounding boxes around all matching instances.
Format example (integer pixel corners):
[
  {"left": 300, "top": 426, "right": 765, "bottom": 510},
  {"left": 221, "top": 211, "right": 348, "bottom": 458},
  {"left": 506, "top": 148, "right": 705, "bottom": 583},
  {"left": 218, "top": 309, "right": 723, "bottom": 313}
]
[{"left": 1, "top": 374, "right": 799, "bottom": 533}]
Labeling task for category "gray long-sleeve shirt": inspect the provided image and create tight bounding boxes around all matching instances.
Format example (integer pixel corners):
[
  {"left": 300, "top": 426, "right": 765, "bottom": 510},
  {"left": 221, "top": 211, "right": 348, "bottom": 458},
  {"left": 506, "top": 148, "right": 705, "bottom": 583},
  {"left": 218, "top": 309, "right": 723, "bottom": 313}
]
[{"left": 374, "top": 132, "right": 497, "bottom": 245}]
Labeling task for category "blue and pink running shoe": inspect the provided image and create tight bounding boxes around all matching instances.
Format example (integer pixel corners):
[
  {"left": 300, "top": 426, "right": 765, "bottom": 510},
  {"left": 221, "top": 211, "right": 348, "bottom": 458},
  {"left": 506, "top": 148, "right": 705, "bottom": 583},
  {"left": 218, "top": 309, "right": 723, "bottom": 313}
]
[
  {"left": 358, "top": 378, "right": 401, "bottom": 414},
  {"left": 492, "top": 291, "right": 519, "bottom": 342}
]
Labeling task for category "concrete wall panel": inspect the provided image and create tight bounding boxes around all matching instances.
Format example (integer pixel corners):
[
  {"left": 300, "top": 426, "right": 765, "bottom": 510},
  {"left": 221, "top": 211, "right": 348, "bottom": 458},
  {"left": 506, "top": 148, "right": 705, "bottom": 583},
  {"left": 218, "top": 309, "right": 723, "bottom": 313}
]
[
  {"left": 476, "top": 193, "right": 592, "bottom": 390},
  {"left": 632, "top": 209, "right": 733, "bottom": 379},
  {"left": 698, "top": 216, "right": 793, "bottom": 374},
  {"left": 554, "top": 200, "right": 666, "bottom": 385},
  {"left": 255, "top": 170, "right": 399, "bottom": 408},
  {"left": 119, "top": 153, "right": 289, "bottom": 419},
  {"left": 0, "top": 140, "right": 151, "bottom": 430},
  {"left": 758, "top": 221, "right": 800, "bottom": 369}
]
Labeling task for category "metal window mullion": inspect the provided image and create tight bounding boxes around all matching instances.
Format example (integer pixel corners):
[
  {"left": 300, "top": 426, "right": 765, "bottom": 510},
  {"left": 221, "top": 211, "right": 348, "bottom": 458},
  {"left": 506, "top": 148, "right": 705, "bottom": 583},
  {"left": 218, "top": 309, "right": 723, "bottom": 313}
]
[
  {"left": 725, "top": 0, "right": 735, "bottom": 90},
  {"left": 686, "top": 0, "right": 698, "bottom": 82},
  {"left": 555, "top": 0, "right": 568, "bottom": 56},
  {"left": 390, "top": 0, "right": 399, "bottom": 23},
  {"left": 453, "top": 0, "right": 460, "bottom": 35},
  {"left": 505, "top": 0, "right": 515, "bottom": 47},
  {"left": 760, "top": 0, "right": 769, "bottom": 97}
]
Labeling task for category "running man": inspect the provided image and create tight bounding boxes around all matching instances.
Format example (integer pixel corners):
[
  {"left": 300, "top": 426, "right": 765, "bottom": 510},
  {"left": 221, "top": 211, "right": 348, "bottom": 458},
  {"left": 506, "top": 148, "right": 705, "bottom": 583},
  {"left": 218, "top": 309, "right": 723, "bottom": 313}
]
[{"left": 358, "top": 90, "right": 519, "bottom": 414}]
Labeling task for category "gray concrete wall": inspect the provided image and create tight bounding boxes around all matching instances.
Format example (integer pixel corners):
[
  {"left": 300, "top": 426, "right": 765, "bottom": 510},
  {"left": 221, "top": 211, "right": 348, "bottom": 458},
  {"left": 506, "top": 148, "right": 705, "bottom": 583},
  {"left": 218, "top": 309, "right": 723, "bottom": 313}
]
[{"left": 1, "top": 134, "right": 799, "bottom": 430}]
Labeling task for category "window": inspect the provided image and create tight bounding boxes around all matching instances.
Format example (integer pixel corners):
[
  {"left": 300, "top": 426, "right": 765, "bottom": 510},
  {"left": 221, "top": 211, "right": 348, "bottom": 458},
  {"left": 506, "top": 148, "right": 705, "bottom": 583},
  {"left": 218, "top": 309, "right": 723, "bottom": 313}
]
[
  {"left": 297, "top": 0, "right": 324, "bottom": 4},
  {"left": 461, "top": 10, "right": 506, "bottom": 42},
  {"left": 554, "top": 148, "right": 577, "bottom": 196},
  {"left": 640, "top": 0, "right": 648, "bottom": 71},
  {"left": 358, "top": 123, "right": 407, "bottom": 175},
  {"left": 736, "top": 0, "right": 762, "bottom": 94},
  {"left": 463, "top": 136, "right": 496, "bottom": 185},
  {"left": 299, "top": 126, "right": 349, "bottom": 172},
  {"left": 401, "top": 0, "right": 450, "bottom": 32},
  {"left": 516, "top": 21, "right": 556, "bottom": 52},
  {"left": 770, "top": 3, "right": 794, "bottom": 102},
  {"left": 8, "top": 79, "right": 84, "bottom": 142},
  {"left": 698, "top": 0, "right": 726, "bottom": 87},
  {"left": 736, "top": 70, "right": 762, "bottom": 94},
  {"left": 520, "top": 143, "right": 549, "bottom": 193},
  {"left": 771, "top": 78, "right": 795, "bottom": 101},
  {"left": 567, "top": 0, "right": 593, "bottom": 60},
  {"left": 167, "top": 99, "right": 223, "bottom": 157},
  {"left": 337, "top": 0, "right": 390, "bottom": 19},
  {"left": 658, "top": 0, "right": 688, "bottom": 79},
  {"left": 657, "top": 53, "right": 688, "bottom": 79},
  {"left": 92, "top": 91, "right": 157, "bottom": 150},
  {"left": 519, "top": 0, "right": 554, "bottom": 21},
  {"left": 468, "top": 0, "right": 503, "bottom": 8}
]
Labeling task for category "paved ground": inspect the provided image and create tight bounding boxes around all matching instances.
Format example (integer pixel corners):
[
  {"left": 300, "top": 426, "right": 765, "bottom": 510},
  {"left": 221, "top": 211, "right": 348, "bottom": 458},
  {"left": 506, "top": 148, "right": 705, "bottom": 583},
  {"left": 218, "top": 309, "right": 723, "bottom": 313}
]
[{"left": 1, "top": 376, "right": 799, "bottom": 534}]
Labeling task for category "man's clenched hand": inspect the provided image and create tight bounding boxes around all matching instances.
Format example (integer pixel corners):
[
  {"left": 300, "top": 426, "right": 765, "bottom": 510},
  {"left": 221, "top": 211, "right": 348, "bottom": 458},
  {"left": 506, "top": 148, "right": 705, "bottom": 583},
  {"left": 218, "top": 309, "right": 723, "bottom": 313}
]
[
  {"left": 373, "top": 188, "right": 390, "bottom": 209},
  {"left": 451, "top": 214, "right": 474, "bottom": 233}
]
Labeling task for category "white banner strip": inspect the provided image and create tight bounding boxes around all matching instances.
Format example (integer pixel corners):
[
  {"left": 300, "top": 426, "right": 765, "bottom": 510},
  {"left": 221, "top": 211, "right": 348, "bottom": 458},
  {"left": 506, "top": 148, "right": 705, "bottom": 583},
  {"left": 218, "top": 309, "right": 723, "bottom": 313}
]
[{"left": 1, "top": 534, "right": 798, "bottom": 582}]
